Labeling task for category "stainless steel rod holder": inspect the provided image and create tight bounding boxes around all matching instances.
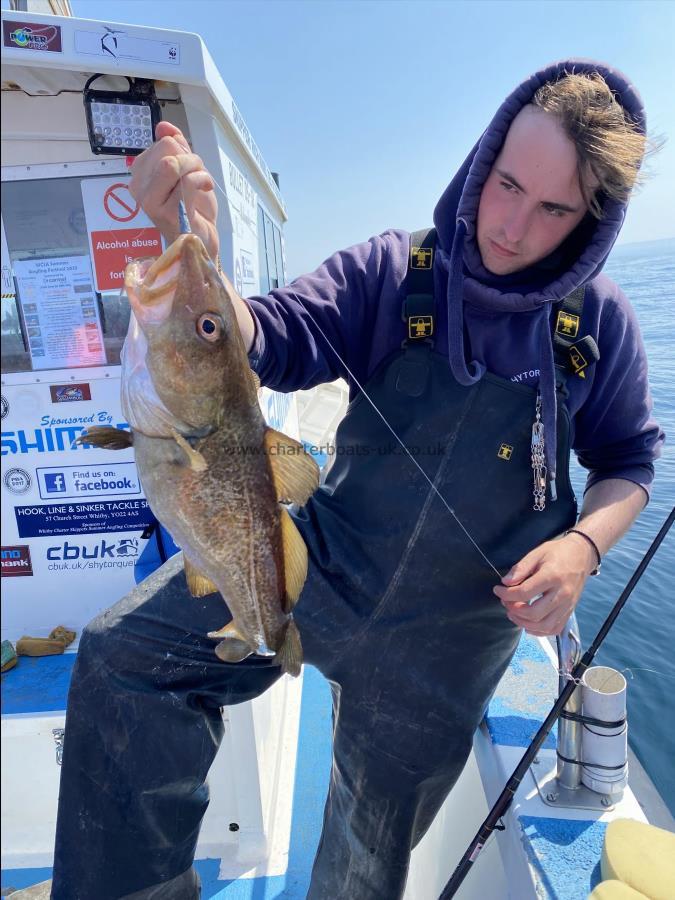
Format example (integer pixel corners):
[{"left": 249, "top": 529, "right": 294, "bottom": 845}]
[{"left": 556, "top": 613, "right": 582, "bottom": 790}]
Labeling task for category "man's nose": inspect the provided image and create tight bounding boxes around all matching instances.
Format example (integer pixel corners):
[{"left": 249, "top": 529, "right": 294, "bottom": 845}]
[{"left": 503, "top": 204, "right": 531, "bottom": 245}]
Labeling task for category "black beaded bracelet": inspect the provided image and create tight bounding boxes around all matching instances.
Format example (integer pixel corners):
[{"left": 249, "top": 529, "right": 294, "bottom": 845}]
[{"left": 564, "top": 528, "right": 602, "bottom": 576}]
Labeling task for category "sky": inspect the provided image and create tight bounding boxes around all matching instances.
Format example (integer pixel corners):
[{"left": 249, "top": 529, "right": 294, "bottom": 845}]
[{"left": 7, "top": 0, "right": 675, "bottom": 278}]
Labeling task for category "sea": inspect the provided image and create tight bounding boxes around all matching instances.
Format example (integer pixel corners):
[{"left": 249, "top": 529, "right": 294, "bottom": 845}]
[{"left": 570, "top": 237, "right": 675, "bottom": 816}]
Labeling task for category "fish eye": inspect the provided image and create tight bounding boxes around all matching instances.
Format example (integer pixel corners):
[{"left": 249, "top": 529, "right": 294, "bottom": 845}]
[{"left": 197, "top": 313, "right": 223, "bottom": 342}]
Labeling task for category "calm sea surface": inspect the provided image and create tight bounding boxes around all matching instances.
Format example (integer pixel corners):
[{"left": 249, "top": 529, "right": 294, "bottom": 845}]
[{"left": 570, "top": 237, "right": 675, "bottom": 815}]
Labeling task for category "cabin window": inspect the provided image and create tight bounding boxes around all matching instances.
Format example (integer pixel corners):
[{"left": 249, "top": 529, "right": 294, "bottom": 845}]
[
  {"left": 1, "top": 177, "right": 131, "bottom": 375},
  {"left": 257, "top": 205, "right": 270, "bottom": 295},
  {"left": 273, "top": 225, "right": 285, "bottom": 286},
  {"left": 264, "top": 212, "right": 279, "bottom": 290},
  {"left": 256, "top": 204, "right": 286, "bottom": 295}
]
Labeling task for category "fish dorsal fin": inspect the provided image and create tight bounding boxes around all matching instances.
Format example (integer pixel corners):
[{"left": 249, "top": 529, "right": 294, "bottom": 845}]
[
  {"left": 264, "top": 428, "right": 320, "bottom": 505},
  {"left": 76, "top": 426, "right": 133, "bottom": 450},
  {"left": 184, "top": 557, "right": 218, "bottom": 597},
  {"left": 279, "top": 506, "right": 308, "bottom": 611}
]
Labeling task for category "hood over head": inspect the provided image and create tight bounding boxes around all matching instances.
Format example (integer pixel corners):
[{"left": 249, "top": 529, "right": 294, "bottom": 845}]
[{"left": 432, "top": 60, "right": 646, "bottom": 501}]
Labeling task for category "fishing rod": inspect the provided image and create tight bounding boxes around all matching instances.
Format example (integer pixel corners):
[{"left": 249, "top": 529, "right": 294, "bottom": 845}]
[{"left": 438, "top": 504, "right": 675, "bottom": 899}]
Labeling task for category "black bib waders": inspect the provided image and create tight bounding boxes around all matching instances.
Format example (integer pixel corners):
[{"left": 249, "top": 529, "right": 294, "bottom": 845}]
[{"left": 51, "top": 237, "right": 581, "bottom": 899}]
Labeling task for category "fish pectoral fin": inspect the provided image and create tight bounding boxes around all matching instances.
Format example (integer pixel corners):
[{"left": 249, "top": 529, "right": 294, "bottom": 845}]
[
  {"left": 208, "top": 621, "right": 254, "bottom": 664},
  {"left": 207, "top": 620, "right": 246, "bottom": 640},
  {"left": 215, "top": 638, "right": 253, "bottom": 664},
  {"left": 250, "top": 368, "right": 261, "bottom": 392},
  {"left": 170, "top": 428, "right": 208, "bottom": 472},
  {"left": 76, "top": 426, "right": 133, "bottom": 450},
  {"left": 273, "top": 618, "right": 303, "bottom": 677},
  {"left": 280, "top": 506, "right": 308, "bottom": 612},
  {"left": 184, "top": 558, "right": 219, "bottom": 597},
  {"left": 264, "top": 428, "right": 320, "bottom": 505}
]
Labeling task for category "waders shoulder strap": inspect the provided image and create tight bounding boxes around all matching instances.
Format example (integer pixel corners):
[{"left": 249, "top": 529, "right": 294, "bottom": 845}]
[
  {"left": 403, "top": 228, "right": 437, "bottom": 344},
  {"left": 552, "top": 285, "right": 600, "bottom": 382}
]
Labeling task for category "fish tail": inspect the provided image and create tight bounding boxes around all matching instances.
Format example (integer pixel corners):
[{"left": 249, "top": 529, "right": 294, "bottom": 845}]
[{"left": 274, "top": 618, "right": 303, "bottom": 678}]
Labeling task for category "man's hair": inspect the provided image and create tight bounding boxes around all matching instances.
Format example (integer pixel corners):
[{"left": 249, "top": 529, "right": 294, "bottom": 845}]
[{"left": 531, "top": 72, "right": 646, "bottom": 219}]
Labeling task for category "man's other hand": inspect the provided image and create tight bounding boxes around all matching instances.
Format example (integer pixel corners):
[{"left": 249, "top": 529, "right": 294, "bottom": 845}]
[
  {"left": 129, "top": 121, "right": 219, "bottom": 261},
  {"left": 492, "top": 534, "right": 597, "bottom": 636}
]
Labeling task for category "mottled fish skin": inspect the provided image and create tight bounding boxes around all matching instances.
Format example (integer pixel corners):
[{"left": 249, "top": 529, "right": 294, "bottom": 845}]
[{"left": 121, "top": 233, "right": 308, "bottom": 668}]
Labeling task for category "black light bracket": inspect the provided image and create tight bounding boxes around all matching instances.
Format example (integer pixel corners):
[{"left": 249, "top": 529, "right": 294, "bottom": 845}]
[{"left": 83, "top": 74, "right": 162, "bottom": 156}]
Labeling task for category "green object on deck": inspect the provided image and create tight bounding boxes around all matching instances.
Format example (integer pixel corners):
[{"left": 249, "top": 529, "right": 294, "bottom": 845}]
[{"left": 1, "top": 639, "right": 18, "bottom": 673}]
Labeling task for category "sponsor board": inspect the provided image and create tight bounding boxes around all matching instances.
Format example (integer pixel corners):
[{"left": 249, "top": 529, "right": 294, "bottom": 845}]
[
  {"left": 1, "top": 545, "right": 33, "bottom": 577},
  {"left": 3, "top": 467, "right": 32, "bottom": 495},
  {"left": 14, "top": 499, "right": 154, "bottom": 538},
  {"left": 36, "top": 462, "right": 140, "bottom": 500},
  {"left": 1, "top": 375, "right": 152, "bottom": 642},
  {"left": 50, "top": 384, "right": 92, "bottom": 403}
]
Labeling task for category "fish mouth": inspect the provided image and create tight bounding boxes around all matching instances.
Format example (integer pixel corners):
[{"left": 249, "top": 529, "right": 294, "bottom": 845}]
[{"left": 125, "top": 233, "right": 211, "bottom": 325}]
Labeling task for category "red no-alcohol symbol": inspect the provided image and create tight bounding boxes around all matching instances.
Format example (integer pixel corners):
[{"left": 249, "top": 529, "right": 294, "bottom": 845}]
[{"left": 103, "top": 183, "right": 139, "bottom": 222}]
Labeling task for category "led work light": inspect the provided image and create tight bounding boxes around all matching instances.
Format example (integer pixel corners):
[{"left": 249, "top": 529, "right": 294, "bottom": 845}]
[{"left": 84, "top": 75, "right": 161, "bottom": 156}]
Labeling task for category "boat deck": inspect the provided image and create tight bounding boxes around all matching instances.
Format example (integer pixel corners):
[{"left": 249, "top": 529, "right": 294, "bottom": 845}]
[
  {"left": 1, "top": 659, "right": 331, "bottom": 899},
  {"left": 1, "top": 633, "right": 662, "bottom": 899}
]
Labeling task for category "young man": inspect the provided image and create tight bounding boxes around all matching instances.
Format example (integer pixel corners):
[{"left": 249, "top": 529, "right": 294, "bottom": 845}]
[{"left": 27, "top": 60, "right": 662, "bottom": 900}]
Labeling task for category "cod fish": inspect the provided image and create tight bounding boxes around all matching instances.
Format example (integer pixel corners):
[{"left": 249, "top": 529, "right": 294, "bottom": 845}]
[{"left": 80, "top": 230, "right": 319, "bottom": 676}]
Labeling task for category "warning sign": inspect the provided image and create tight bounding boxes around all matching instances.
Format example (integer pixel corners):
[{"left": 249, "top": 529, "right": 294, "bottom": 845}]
[
  {"left": 103, "top": 183, "right": 140, "bottom": 222},
  {"left": 90, "top": 230, "right": 162, "bottom": 291},
  {"left": 81, "top": 176, "right": 164, "bottom": 292}
]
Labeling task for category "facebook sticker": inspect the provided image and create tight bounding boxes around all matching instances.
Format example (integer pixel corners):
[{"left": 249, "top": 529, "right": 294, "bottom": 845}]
[
  {"left": 37, "top": 463, "right": 141, "bottom": 500},
  {"left": 44, "top": 473, "right": 67, "bottom": 493}
]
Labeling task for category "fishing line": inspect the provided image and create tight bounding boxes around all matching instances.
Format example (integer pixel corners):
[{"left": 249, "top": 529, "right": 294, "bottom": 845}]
[{"left": 621, "top": 666, "right": 675, "bottom": 682}]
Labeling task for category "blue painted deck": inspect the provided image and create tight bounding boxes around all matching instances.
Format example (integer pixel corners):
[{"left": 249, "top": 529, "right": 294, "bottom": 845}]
[
  {"left": 1, "top": 664, "right": 332, "bottom": 899},
  {"left": 485, "top": 633, "right": 608, "bottom": 900},
  {"left": 1, "top": 653, "right": 77, "bottom": 715}
]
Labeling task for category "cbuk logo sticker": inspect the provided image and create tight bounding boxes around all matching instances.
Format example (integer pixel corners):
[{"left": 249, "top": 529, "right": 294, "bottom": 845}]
[{"left": 46, "top": 538, "right": 139, "bottom": 571}]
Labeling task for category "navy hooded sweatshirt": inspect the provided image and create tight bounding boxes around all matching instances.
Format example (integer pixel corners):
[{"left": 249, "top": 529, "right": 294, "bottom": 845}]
[{"left": 246, "top": 60, "right": 664, "bottom": 499}]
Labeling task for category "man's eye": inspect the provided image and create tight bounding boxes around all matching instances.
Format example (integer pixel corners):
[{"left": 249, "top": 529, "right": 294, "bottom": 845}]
[
  {"left": 500, "top": 181, "right": 516, "bottom": 192},
  {"left": 543, "top": 205, "right": 565, "bottom": 218}
]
